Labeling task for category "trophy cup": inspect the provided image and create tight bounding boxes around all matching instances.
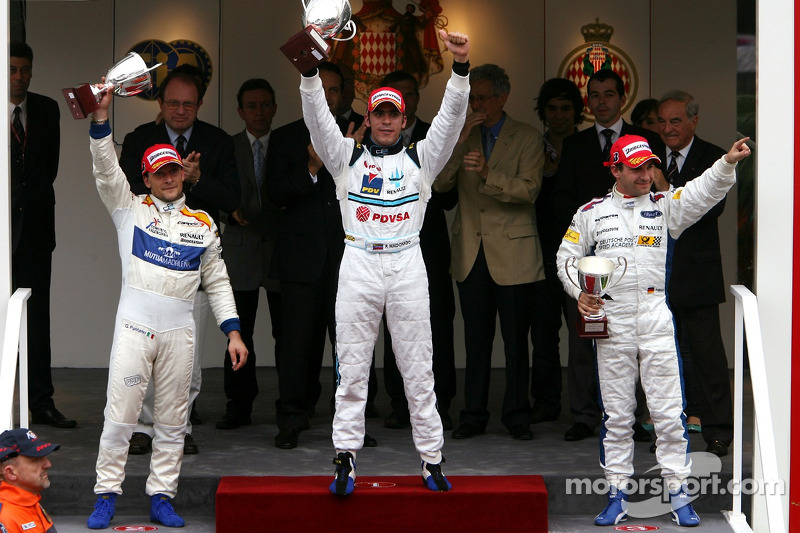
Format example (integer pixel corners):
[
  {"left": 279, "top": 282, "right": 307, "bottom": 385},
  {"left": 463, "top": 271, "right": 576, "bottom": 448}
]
[
  {"left": 62, "top": 52, "right": 162, "bottom": 119},
  {"left": 565, "top": 256, "right": 627, "bottom": 339},
  {"left": 281, "top": 0, "right": 357, "bottom": 73}
]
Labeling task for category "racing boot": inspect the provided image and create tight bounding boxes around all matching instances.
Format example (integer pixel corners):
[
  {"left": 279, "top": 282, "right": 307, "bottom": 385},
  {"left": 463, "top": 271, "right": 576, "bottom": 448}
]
[
  {"left": 330, "top": 451, "right": 356, "bottom": 496},
  {"left": 670, "top": 485, "right": 700, "bottom": 526},
  {"left": 87, "top": 493, "right": 117, "bottom": 529},
  {"left": 150, "top": 493, "right": 185, "bottom": 527},
  {"left": 594, "top": 485, "right": 628, "bottom": 526},
  {"left": 422, "top": 459, "right": 452, "bottom": 492}
]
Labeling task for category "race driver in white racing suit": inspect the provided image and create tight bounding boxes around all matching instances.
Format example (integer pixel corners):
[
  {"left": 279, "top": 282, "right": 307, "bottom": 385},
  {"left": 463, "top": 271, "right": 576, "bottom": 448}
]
[
  {"left": 556, "top": 135, "right": 750, "bottom": 526},
  {"left": 86, "top": 83, "right": 248, "bottom": 529},
  {"left": 298, "top": 30, "right": 470, "bottom": 496}
]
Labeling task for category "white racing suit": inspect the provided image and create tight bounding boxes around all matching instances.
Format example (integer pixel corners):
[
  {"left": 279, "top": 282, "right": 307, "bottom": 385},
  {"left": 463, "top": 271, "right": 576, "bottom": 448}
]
[
  {"left": 556, "top": 156, "right": 737, "bottom": 491},
  {"left": 90, "top": 125, "right": 240, "bottom": 498},
  {"left": 300, "top": 69, "right": 469, "bottom": 463}
]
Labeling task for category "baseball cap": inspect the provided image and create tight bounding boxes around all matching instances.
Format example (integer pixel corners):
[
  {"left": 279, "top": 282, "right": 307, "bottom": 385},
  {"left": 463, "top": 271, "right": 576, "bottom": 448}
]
[
  {"left": 0, "top": 428, "right": 60, "bottom": 462},
  {"left": 368, "top": 87, "right": 405, "bottom": 113},
  {"left": 141, "top": 144, "right": 184, "bottom": 176},
  {"left": 604, "top": 135, "right": 662, "bottom": 168}
]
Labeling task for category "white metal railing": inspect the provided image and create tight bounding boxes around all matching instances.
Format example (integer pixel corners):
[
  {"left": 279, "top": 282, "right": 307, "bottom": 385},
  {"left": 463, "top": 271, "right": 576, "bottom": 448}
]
[
  {"left": 723, "top": 285, "right": 785, "bottom": 532},
  {"left": 0, "top": 288, "right": 32, "bottom": 431}
]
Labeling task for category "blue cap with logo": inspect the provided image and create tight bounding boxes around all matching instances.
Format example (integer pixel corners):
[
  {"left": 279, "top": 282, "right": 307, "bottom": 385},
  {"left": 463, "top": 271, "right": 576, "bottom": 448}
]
[{"left": 0, "top": 428, "right": 60, "bottom": 462}]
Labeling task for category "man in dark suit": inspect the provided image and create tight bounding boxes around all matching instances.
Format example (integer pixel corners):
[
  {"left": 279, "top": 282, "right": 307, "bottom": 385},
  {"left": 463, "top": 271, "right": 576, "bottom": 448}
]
[
  {"left": 10, "top": 41, "right": 75, "bottom": 428},
  {"left": 378, "top": 70, "right": 457, "bottom": 431},
  {"left": 215, "top": 79, "right": 282, "bottom": 430},
  {"left": 436, "top": 64, "right": 545, "bottom": 441},
  {"left": 266, "top": 62, "right": 369, "bottom": 449},
  {"left": 657, "top": 90, "right": 733, "bottom": 457},
  {"left": 120, "top": 65, "right": 240, "bottom": 455},
  {"left": 553, "top": 69, "right": 664, "bottom": 442},
  {"left": 337, "top": 67, "right": 364, "bottom": 132}
]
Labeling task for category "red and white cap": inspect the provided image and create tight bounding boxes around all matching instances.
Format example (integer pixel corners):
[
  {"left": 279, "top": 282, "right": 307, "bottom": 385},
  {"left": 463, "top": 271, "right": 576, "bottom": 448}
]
[
  {"left": 368, "top": 87, "right": 405, "bottom": 113},
  {"left": 141, "top": 144, "right": 184, "bottom": 175},
  {"left": 604, "top": 135, "right": 662, "bottom": 168}
]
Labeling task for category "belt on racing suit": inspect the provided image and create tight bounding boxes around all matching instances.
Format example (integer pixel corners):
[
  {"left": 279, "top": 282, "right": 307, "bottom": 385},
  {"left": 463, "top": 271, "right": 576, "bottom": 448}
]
[{"left": 344, "top": 233, "right": 420, "bottom": 253}]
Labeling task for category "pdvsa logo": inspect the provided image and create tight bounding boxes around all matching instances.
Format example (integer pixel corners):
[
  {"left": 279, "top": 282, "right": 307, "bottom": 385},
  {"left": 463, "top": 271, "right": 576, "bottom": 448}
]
[
  {"left": 356, "top": 206, "right": 371, "bottom": 222},
  {"left": 372, "top": 212, "right": 410, "bottom": 224}
]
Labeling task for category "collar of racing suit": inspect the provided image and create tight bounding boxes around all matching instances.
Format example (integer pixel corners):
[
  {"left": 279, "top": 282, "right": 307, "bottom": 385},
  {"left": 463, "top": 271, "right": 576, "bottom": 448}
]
[
  {"left": 611, "top": 184, "right": 651, "bottom": 210},
  {"left": 364, "top": 136, "right": 404, "bottom": 157},
  {"left": 148, "top": 193, "right": 186, "bottom": 214}
]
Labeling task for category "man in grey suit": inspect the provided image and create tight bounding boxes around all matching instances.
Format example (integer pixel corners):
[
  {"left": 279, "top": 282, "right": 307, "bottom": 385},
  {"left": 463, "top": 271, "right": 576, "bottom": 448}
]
[{"left": 216, "top": 79, "right": 282, "bottom": 429}]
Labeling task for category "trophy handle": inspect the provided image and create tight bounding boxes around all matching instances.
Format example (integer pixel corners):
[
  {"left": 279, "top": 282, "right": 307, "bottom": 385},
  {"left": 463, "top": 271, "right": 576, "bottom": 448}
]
[
  {"left": 606, "top": 256, "right": 628, "bottom": 291},
  {"left": 564, "top": 256, "right": 581, "bottom": 289},
  {"left": 331, "top": 19, "right": 357, "bottom": 41}
]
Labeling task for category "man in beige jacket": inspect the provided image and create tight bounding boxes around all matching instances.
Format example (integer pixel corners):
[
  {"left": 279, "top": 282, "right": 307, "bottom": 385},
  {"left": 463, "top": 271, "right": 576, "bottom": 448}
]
[{"left": 435, "top": 63, "right": 544, "bottom": 441}]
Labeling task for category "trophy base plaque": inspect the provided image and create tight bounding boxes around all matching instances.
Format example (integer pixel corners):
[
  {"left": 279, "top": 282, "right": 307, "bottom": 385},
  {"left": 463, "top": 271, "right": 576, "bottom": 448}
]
[
  {"left": 62, "top": 84, "right": 98, "bottom": 120},
  {"left": 577, "top": 317, "right": 609, "bottom": 339},
  {"left": 281, "top": 26, "right": 331, "bottom": 73}
]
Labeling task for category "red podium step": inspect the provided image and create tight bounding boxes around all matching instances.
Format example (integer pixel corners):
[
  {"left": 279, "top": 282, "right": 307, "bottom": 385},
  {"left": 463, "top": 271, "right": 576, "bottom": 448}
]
[{"left": 216, "top": 475, "right": 548, "bottom": 532}]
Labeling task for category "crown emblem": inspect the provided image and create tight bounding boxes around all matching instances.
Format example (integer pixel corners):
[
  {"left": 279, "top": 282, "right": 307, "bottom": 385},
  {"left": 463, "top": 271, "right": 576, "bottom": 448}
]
[
  {"left": 558, "top": 18, "right": 638, "bottom": 124},
  {"left": 581, "top": 18, "right": 614, "bottom": 43}
]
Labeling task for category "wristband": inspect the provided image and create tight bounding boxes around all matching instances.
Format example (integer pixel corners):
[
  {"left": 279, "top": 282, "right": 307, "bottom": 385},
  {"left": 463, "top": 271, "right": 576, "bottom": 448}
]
[{"left": 452, "top": 60, "right": 470, "bottom": 77}]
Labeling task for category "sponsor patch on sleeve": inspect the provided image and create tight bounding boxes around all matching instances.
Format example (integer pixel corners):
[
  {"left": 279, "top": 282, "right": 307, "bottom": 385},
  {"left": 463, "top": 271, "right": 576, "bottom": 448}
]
[
  {"left": 564, "top": 229, "right": 580, "bottom": 243},
  {"left": 672, "top": 189, "right": 683, "bottom": 200}
]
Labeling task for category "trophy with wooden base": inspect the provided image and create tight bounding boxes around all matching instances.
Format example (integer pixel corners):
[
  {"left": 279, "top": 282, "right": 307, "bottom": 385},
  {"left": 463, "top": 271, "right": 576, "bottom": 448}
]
[
  {"left": 61, "top": 52, "right": 161, "bottom": 119},
  {"left": 565, "top": 256, "right": 627, "bottom": 339},
  {"left": 281, "top": 0, "right": 357, "bottom": 73}
]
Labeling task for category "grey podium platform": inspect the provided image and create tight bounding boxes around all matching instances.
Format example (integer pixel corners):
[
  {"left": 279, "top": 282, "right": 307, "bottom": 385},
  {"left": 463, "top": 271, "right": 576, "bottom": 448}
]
[{"left": 15, "top": 367, "right": 751, "bottom": 532}]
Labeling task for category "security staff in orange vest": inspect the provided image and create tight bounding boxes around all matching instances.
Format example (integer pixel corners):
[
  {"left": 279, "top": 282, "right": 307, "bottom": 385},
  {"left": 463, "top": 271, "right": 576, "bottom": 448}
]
[{"left": 0, "top": 428, "right": 59, "bottom": 533}]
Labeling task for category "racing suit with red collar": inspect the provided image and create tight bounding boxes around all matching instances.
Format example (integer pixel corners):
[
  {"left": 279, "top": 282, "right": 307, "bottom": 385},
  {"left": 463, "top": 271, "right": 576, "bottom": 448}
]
[
  {"left": 556, "top": 156, "right": 738, "bottom": 491},
  {"left": 300, "top": 67, "right": 469, "bottom": 463}
]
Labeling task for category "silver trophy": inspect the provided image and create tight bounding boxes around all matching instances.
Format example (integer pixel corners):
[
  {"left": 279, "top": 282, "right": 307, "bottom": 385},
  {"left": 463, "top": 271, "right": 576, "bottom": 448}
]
[
  {"left": 281, "top": 0, "right": 357, "bottom": 73},
  {"left": 565, "top": 256, "right": 627, "bottom": 338},
  {"left": 62, "top": 52, "right": 162, "bottom": 119},
  {"left": 303, "top": 0, "right": 356, "bottom": 40}
]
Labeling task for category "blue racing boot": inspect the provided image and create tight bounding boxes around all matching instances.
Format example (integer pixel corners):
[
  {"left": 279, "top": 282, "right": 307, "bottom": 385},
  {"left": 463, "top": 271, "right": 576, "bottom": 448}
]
[
  {"left": 150, "top": 493, "right": 185, "bottom": 527},
  {"left": 670, "top": 486, "right": 700, "bottom": 526},
  {"left": 594, "top": 486, "right": 628, "bottom": 526},
  {"left": 87, "top": 493, "right": 117, "bottom": 529},
  {"left": 329, "top": 452, "right": 356, "bottom": 496},
  {"left": 421, "top": 460, "right": 452, "bottom": 492}
]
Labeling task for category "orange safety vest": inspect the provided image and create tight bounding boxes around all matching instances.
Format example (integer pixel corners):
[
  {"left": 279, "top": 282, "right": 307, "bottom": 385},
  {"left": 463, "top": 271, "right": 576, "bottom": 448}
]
[{"left": 0, "top": 482, "right": 56, "bottom": 533}]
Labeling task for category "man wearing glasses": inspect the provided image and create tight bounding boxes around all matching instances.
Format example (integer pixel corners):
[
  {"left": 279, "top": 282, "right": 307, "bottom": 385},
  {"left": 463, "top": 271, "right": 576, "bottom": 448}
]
[
  {"left": 119, "top": 64, "right": 240, "bottom": 457},
  {"left": 435, "top": 64, "right": 544, "bottom": 442}
]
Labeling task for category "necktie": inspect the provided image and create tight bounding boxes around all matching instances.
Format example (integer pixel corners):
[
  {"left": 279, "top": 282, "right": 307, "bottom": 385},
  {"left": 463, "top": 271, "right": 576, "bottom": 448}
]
[
  {"left": 253, "top": 139, "right": 264, "bottom": 190},
  {"left": 175, "top": 135, "right": 187, "bottom": 158},
  {"left": 600, "top": 129, "right": 614, "bottom": 163},
  {"left": 667, "top": 151, "right": 680, "bottom": 183},
  {"left": 483, "top": 131, "right": 496, "bottom": 160},
  {"left": 12, "top": 106, "right": 25, "bottom": 146}
]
